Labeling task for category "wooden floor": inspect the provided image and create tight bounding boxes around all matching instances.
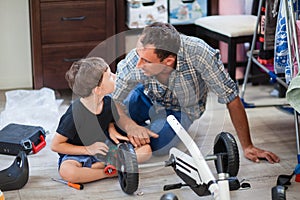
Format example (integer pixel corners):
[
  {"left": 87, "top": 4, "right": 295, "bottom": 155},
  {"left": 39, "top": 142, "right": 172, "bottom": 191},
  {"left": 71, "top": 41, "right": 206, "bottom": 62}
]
[{"left": 0, "top": 83, "right": 299, "bottom": 200}]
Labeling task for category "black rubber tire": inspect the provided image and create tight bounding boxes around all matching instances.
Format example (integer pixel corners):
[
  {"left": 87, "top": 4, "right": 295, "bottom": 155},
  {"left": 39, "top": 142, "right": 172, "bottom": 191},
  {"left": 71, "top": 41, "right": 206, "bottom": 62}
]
[
  {"left": 117, "top": 142, "right": 139, "bottom": 194},
  {"left": 213, "top": 132, "right": 239, "bottom": 177}
]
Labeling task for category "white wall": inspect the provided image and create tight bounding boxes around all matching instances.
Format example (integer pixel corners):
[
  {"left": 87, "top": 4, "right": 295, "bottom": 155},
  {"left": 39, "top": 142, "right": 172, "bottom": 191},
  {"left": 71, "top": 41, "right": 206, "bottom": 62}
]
[{"left": 0, "top": 0, "right": 32, "bottom": 90}]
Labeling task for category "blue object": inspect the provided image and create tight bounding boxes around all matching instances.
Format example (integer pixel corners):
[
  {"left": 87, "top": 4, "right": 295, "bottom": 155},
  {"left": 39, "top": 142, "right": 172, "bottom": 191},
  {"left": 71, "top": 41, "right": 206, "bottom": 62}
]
[
  {"left": 294, "top": 163, "right": 300, "bottom": 175},
  {"left": 241, "top": 98, "right": 255, "bottom": 108},
  {"left": 123, "top": 84, "right": 192, "bottom": 156}
]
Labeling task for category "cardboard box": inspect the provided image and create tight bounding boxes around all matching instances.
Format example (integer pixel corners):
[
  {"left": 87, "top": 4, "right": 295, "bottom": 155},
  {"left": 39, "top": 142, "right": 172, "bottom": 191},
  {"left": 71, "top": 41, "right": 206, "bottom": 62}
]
[
  {"left": 169, "top": 0, "right": 207, "bottom": 25},
  {"left": 127, "top": 0, "right": 168, "bottom": 29}
]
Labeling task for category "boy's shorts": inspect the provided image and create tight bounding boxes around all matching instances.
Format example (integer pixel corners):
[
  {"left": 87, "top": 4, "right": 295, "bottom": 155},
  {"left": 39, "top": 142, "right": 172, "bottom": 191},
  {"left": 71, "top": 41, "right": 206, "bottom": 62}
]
[{"left": 58, "top": 155, "right": 105, "bottom": 168}]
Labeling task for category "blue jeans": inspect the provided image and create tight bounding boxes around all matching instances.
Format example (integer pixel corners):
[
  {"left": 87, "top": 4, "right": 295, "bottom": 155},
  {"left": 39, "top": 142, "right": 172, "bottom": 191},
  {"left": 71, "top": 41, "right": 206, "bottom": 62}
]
[
  {"left": 58, "top": 155, "right": 104, "bottom": 169},
  {"left": 123, "top": 84, "right": 192, "bottom": 156}
]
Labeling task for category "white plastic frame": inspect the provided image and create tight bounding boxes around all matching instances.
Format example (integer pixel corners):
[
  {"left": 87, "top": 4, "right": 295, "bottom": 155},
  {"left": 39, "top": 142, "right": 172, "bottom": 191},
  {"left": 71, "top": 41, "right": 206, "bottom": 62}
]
[{"left": 167, "top": 115, "right": 230, "bottom": 200}]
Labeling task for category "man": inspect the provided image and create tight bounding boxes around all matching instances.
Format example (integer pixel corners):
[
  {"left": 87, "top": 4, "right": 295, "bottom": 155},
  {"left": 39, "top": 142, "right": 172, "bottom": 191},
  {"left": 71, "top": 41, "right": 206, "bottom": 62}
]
[{"left": 112, "top": 22, "right": 280, "bottom": 163}]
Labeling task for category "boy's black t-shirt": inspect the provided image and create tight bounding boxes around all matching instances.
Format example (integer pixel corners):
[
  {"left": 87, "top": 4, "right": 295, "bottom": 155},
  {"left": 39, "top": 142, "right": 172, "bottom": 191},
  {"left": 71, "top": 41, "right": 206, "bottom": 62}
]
[{"left": 56, "top": 96, "right": 120, "bottom": 157}]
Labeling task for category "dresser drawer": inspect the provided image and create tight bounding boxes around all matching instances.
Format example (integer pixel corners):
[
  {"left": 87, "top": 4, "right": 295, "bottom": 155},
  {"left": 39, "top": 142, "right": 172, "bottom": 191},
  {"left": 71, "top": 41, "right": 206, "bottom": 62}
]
[
  {"left": 30, "top": 0, "right": 116, "bottom": 89},
  {"left": 42, "top": 42, "right": 100, "bottom": 89},
  {"left": 41, "top": 1, "right": 107, "bottom": 44}
]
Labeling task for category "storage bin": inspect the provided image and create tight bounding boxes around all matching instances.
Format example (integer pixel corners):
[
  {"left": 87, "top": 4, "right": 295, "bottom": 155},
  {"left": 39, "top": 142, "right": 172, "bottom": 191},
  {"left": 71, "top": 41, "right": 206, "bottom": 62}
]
[
  {"left": 127, "top": 0, "right": 168, "bottom": 29},
  {"left": 169, "top": 0, "right": 207, "bottom": 25}
]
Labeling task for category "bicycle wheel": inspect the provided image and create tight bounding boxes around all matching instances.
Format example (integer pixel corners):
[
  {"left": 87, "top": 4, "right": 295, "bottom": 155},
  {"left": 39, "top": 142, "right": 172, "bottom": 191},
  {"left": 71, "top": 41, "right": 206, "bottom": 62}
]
[
  {"left": 213, "top": 132, "right": 239, "bottom": 177},
  {"left": 117, "top": 142, "right": 139, "bottom": 194}
]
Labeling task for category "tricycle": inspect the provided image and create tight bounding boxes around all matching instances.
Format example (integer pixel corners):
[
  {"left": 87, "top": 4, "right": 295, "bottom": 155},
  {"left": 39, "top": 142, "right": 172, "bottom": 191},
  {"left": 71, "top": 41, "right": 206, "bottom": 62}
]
[{"left": 111, "top": 115, "right": 240, "bottom": 199}]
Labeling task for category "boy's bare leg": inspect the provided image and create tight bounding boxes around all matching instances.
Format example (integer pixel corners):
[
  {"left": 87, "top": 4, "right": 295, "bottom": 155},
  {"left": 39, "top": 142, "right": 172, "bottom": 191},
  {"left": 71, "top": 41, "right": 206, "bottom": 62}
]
[{"left": 59, "top": 160, "right": 116, "bottom": 183}]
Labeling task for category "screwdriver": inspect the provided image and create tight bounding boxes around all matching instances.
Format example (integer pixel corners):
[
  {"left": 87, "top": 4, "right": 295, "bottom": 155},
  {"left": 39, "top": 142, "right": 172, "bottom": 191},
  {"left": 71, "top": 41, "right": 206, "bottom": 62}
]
[{"left": 51, "top": 178, "right": 84, "bottom": 190}]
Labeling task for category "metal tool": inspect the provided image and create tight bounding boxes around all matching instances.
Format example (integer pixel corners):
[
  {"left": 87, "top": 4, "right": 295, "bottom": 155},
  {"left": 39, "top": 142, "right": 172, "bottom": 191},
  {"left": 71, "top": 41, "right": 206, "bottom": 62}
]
[{"left": 51, "top": 178, "right": 84, "bottom": 190}]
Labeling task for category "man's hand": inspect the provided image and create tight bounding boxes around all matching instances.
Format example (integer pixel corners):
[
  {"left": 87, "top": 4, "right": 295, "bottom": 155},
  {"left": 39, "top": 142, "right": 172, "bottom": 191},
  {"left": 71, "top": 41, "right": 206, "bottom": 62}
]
[
  {"left": 244, "top": 145, "right": 280, "bottom": 164},
  {"left": 226, "top": 97, "right": 280, "bottom": 164},
  {"left": 114, "top": 102, "right": 159, "bottom": 147},
  {"left": 126, "top": 124, "right": 159, "bottom": 147}
]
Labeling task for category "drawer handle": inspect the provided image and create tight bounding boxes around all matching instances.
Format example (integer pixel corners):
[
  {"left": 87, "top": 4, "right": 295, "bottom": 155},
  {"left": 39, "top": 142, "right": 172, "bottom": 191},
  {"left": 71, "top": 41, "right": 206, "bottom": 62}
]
[
  {"left": 61, "top": 16, "right": 86, "bottom": 21},
  {"left": 182, "top": 0, "right": 194, "bottom": 3},
  {"left": 63, "top": 58, "right": 82, "bottom": 62}
]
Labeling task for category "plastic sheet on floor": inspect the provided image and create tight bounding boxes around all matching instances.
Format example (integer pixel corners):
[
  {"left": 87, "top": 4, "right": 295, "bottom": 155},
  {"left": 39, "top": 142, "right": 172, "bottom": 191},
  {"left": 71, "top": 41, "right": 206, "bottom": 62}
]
[{"left": 0, "top": 87, "right": 62, "bottom": 133}]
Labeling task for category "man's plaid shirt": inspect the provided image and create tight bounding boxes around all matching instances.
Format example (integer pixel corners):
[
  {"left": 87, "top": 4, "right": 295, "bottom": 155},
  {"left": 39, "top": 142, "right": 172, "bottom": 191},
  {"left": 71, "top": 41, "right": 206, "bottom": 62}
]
[{"left": 112, "top": 34, "right": 238, "bottom": 121}]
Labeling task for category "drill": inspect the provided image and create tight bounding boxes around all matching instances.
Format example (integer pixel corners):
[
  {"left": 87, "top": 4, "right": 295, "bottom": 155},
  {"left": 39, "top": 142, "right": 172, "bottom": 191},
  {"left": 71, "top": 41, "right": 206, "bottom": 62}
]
[{"left": 104, "top": 144, "right": 118, "bottom": 175}]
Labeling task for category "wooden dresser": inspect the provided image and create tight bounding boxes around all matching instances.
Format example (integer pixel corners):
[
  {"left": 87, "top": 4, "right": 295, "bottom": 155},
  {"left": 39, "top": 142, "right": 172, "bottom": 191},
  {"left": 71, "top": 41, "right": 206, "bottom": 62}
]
[{"left": 29, "top": 0, "right": 116, "bottom": 89}]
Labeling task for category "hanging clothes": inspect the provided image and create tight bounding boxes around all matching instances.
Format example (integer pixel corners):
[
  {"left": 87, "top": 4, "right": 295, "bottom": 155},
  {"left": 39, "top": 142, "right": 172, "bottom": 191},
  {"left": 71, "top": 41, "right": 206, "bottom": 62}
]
[
  {"left": 286, "top": 0, "right": 300, "bottom": 112},
  {"left": 264, "top": 0, "right": 280, "bottom": 50},
  {"left": 257, "top": 0, "right": 278, "bottom": 70},
  {"left": 286, "top": 73, "right": 300, "bottom": 113},
  {"left": 274, "top": 0, "right": 293, "bottom": 83}
]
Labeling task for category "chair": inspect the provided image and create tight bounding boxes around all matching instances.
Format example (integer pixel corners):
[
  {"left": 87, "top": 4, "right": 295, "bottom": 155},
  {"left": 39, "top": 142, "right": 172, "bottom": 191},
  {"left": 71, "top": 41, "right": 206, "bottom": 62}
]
[{"left": 194, "top": 14, "right": 257, "bottom": 81}]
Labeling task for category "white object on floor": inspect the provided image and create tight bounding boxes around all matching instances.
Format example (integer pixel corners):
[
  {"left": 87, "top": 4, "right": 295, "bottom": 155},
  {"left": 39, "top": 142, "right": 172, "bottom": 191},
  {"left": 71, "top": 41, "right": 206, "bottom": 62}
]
[{"left": 0, "top": 87, "right": 62, "bottom": 133}]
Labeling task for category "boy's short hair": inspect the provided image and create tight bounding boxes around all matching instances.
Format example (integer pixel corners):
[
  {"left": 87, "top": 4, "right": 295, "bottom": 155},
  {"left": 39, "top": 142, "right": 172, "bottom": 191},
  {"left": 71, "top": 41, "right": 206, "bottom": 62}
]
[{"left": 65, "top": 57, "right": 109, "bottom": 97}]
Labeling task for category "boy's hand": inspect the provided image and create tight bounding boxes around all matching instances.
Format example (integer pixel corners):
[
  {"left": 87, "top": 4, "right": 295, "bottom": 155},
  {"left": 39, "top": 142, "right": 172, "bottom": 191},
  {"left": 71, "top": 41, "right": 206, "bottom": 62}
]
[
  {"left": 109, "top": 130, "right": 129, "bottom": 144},
  {"left": 86, "top": 142, "right": 109, "bottom": 156},
  {"left": 108, "top": 123, "right": 129, "bottom": 144}
]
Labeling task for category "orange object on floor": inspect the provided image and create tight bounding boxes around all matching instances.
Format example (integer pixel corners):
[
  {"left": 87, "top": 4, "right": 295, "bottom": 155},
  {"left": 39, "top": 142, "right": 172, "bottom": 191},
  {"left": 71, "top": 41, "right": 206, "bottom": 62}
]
[{"left": 0, "top": 190, "right": 5, "bottom": 200}]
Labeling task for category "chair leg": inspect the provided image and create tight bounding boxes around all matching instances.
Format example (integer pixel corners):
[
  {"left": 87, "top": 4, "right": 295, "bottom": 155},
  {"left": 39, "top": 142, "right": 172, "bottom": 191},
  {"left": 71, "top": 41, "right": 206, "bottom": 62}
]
[{"left": 227, "top": 39, "right": 237, "bottom": 81}]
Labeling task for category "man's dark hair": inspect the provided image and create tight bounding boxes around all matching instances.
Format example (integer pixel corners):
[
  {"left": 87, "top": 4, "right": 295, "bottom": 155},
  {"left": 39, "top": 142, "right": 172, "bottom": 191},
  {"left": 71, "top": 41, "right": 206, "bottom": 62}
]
[{"left": 141, "top": 22, "right": 181, "bottom": 61}]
